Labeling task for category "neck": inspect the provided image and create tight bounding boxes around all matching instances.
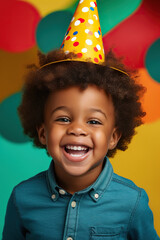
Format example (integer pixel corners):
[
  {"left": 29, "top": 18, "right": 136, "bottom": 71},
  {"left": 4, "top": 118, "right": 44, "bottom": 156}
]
[{"left": 54, "top": 162, "right": 103, "bottom": 195}]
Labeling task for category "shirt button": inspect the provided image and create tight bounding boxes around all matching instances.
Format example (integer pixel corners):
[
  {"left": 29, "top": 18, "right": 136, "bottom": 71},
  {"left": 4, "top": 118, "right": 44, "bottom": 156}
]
[
  {"left": 51, "top": 194, "right": 56, "bottom": 199},
  {"left": 67, "top": 237, "right": 73, "bottom": 240},
  {"left": 94, "top": 193, "right": 99, "bottom": 199},
  {"left": 59, "top": 189, "right": 66, "bottom": 195},
  {"left": 71, "top": 201, "right": 76, "bottom": 208}
]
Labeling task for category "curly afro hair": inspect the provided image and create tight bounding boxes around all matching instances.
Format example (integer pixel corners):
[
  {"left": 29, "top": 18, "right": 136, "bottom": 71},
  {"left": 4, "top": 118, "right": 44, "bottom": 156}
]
[{"left": 18, "top": 49, "right": 146, "bottom": 157}]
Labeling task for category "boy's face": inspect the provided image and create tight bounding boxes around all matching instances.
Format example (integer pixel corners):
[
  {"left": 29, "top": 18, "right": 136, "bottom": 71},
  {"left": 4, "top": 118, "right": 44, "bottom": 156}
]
[{"left": 38, "top": 85, "right": 120, "bottom": 179}]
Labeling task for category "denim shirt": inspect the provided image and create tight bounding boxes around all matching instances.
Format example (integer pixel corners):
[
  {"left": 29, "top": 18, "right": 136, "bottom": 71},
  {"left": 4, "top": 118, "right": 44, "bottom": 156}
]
[{"left": 2, "top": 158, "right": 159, "bottom": 240}]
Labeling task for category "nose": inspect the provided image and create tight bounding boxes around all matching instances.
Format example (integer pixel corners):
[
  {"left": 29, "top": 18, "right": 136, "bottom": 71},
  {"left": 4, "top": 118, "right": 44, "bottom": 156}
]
[{"left": 66, "top": 122, "right": 88, "bottom": 136}]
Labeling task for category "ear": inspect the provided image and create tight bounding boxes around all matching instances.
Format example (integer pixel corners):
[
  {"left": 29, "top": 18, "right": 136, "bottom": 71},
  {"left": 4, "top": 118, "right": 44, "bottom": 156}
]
[
  {"left": 108, "top": 128, "right": 121, "bottom": 150},
  {"left": 37, "top": 124, "right": 46, "bottom": 145}
]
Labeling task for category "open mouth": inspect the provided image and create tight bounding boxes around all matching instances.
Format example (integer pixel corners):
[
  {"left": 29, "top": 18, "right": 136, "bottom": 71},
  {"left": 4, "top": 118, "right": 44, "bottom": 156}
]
[{"left": 63, "top": 144, "right": 90, "bottom": 161}]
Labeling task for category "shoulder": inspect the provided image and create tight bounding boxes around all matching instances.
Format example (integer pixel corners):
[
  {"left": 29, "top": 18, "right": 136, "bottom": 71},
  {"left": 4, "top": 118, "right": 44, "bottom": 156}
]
[
  {"left": 14, "top": 170, "right": 47, "bottom": 190},
  {"left": 12, "top": 170, "right": 49, "bottom": 205},
  {"left": 111, "top": 172, "right": 144, "bottom": 194},
  {"left": 108, "top": 172, "right": 148, "bottom": 210},
  {"left": 110, "top": 176, "right": 160, "bottom": 239},
  {"left": 109, "top": 173, "right": 159, "bottom": 238}
]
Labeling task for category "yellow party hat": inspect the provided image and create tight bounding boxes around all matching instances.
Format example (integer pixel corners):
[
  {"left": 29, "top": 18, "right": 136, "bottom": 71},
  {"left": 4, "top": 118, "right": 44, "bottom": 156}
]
[
  {"left": 39, "top": 0, "right": 128, "bottom": 76},
  {"left": 60, "top": 0, "right": 105, "bottom": 64}
]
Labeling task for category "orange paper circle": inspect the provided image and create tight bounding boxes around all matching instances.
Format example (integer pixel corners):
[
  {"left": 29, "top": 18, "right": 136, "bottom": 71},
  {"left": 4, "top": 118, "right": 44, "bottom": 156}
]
[{"left": 139, "top": 68, "right": 160, "bottom": 123}]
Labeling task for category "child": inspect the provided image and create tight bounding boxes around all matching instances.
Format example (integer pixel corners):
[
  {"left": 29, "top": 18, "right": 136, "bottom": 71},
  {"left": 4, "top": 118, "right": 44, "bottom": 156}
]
[
  {"left": 2, "top": 49, "right": 159, "bottom": 239},
  {"left": 2, "top": 0, "right": 159, "bottom": 239}
]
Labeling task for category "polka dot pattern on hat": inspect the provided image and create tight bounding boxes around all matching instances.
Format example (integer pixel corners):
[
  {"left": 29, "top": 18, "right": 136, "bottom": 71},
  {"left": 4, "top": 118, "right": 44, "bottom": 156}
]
[
  {"left": 61, "top": 0, "right": 105, "bottom": 64},
  {"left": 82, "top": 48, "right": 88, "bottom": 53},
  {"left": 93, "top": 14, "right": 98, "bottom": 20},
  {"left": 78, "top": 18, "right": 85, "bottom": 23},
  {"left": 90, "top": 2, "right": 96, "bottom": 7},
  {"left": 90, "top": 7, "right": 94, "bottom": 11},
  {"left": 77, "top": 52, "right": 83, "bottom": 58},
  {"left": 88, "top": 19, "right": 94, "bottom": 24},
  {"left": 82, "top": 7, "right": 89, "bottom": 12},
  {"left": 66, "top": 36, "right": 70, "bottom": 40},
  {"left": 71, "top": 17, "right": 75, "bottom": 22},
  {"left": 71, "top": 37, "right": 77, "bottom": 41},
  {"left": 94, "top": 46, "right": 98, "bottom": 52},
  {"left": 86, "top": 39, "right": 93, "bottom": 45},
  {"left": 75, "top": 20, "right": 81, "bottom": 26},
  {"left": 73, "top": 42, "right": 79, "bottom": 47},
  {"left": 73, "top": 31, "right": 78, "bottom": 35},
  {"left": 94, "top": 32, "right": 99, "bottom": 38}
]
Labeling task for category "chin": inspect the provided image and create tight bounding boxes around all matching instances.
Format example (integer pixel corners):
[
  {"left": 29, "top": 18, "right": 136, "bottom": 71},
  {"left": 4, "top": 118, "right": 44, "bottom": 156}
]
[{"left": 65, "top": 167, "right": 89, "bottom": 177}]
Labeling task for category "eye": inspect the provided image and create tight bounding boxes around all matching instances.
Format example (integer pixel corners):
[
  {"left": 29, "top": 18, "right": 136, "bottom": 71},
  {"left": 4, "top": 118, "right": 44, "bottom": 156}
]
[
  {"left": 55, "top": 117, "right": 70, "bottom": 123},
  {"left": 87, "top": 119, "right": 102, "bottom": 125}
]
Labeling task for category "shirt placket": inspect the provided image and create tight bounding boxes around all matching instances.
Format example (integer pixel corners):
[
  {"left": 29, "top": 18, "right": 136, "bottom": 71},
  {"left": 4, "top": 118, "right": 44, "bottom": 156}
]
[{"left": 63, "top": 194, "right": 82, "bottom": 240}]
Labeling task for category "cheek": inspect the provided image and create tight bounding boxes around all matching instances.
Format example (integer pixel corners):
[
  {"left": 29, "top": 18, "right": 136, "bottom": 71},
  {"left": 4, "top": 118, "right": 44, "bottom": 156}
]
[
  {"left": 46, "top": 132, "right": 62, "bottom": 158},
  {"left": 93, "top": 130, "right": 109, "bottom": 149},
  {"left": 46, "top": 126, "right": 64, "bottom": 147}
]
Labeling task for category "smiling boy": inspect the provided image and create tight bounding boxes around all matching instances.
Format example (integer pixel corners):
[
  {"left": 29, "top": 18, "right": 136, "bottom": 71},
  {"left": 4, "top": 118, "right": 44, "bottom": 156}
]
[
  {"left": 2, "top": 49, "right": 159, "bottom": 239},
  {"left": 2, "top": 0, "right": 159, "bottom": 238},
  {"left": 38, "top": 85, "right": 120, "bottom": 194}
]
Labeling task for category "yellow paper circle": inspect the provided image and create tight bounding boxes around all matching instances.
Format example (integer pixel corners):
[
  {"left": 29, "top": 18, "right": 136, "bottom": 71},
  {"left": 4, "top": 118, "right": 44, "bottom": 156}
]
[
  {"left": 0, "top": 47, "right": 38, "bottom": 102},
  {"left": 112, "top": 120, "right": 160, "bottom": 236},
  {"left": 21, "top": 0, "right": 77, "bottom": 16}
]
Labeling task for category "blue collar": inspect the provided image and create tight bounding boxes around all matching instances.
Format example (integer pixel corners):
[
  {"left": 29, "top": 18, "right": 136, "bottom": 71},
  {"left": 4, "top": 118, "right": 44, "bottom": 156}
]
[{"left": 46, "top": 157, "right": 113, "bottom": 202}]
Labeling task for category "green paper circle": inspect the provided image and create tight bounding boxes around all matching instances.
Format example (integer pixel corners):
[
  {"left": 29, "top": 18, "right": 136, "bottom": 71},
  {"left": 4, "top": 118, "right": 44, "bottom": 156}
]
[
  {"left": 36, "top": 10, "right": 73, "bottom": 53},
  {"left": 68, "top": 0, "right": 142, "bottom": 36},
  {"left": 0, "top": 92, "right": 29, "bottom": 143}
]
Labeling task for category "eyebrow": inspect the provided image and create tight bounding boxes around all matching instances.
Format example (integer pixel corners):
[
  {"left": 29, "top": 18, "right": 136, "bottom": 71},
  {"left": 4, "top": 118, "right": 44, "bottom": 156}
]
[
  {"left": 51, "top": 106, "right": 107, "bottom": 119},
  {"left": 51, "top": 106, "right": 70, "bottom": 115},
  {"left": 89, "top": 108, "right": 107, "bottom": 119}
]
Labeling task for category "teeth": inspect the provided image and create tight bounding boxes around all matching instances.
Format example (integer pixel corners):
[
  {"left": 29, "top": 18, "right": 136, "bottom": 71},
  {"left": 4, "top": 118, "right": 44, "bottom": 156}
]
[
  {"left": 66, "top": 145, "right": 87, "bottom": 151},
  {"left": 70, "top": 153, "right": 84, "bottom": 157}
]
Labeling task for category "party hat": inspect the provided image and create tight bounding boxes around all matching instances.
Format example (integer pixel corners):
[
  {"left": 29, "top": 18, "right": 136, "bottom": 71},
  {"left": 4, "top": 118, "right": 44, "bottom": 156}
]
[{"left": 61, "top": 0, "right": 105, "bottom": 64}]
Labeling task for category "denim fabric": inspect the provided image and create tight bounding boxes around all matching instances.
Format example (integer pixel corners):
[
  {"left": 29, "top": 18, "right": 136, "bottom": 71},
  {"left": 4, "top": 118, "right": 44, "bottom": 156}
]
[{"left": 2, "top": 158, "right": 159, "bottom": 240}]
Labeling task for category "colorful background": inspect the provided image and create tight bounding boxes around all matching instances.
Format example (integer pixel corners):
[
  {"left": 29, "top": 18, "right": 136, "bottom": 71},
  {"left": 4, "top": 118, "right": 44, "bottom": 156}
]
[{"left": 0, "top": 0, "right": 160, "bottom": 236}]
